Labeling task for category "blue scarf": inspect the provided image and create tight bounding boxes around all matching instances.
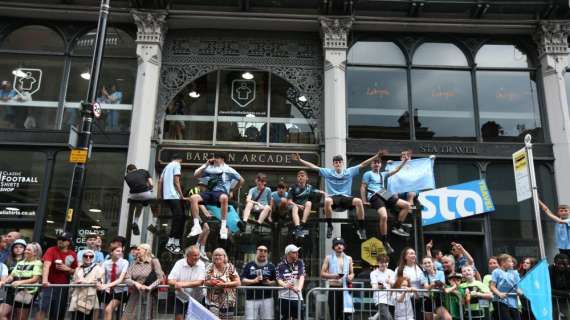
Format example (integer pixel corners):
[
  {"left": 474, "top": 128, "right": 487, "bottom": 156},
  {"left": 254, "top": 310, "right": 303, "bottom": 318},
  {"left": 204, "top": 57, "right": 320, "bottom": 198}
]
[{"left": 328, "top": 253, "right": 354, "bottom": 313}]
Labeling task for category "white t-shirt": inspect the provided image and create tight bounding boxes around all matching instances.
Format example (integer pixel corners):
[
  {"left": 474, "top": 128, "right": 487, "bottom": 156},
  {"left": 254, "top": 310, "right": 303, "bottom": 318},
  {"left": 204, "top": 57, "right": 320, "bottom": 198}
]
[
  {"left": 168, "top": 259, "right": 206, "bottom": 301},
  {"left": 102, "top": 258, "right": 129, "bottom": 293},
  {"left": 394, "top": 265, "right": 423, "bottom": 289},
  {"left": 394, "top": 292, "right": 415, "bottom": 320},
  {"left": 370, "top": 268, "right": 395, "bottom": 305},
  {"left": 0, "top": 263, "right": 8, "bottom": 277},
  {"left": 161, "top": 161, "right": 182, "bottom": 200}
]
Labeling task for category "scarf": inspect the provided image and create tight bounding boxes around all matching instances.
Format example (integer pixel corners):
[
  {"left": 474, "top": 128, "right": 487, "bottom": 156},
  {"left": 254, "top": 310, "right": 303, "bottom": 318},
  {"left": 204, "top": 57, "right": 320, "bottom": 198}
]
[{"left": 328, "top": 253, "right": 354, "bottom": 313}]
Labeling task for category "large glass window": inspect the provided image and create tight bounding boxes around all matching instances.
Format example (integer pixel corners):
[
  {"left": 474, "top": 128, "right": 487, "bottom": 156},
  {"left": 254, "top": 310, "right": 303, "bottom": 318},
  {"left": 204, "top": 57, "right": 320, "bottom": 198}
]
[
  {"left": 0, "top": 26, "right": 65, "bottom": 130},
  {"left": 64, "top": 28, "right": 136, "bottom": 132},
  {"left": 476, "top": 44, "right": 542, "bottom": 141},
  {"left": 163, "top": 70, "right": 317, "bottom": 145}
]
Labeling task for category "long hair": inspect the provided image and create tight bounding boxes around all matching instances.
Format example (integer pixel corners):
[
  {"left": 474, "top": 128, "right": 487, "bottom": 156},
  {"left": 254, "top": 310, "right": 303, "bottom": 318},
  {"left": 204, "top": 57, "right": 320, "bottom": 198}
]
[
  {"left": 519, "top": 257, "right": 538, "bottom": 276},
  {"left": 396, "top": 247, "right": 415, "bottom": 277}
]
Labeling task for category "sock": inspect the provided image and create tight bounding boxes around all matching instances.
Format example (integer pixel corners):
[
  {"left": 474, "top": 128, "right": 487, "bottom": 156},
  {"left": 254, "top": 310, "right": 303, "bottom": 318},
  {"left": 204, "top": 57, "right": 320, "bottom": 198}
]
[
  {"left": 221, "top": 219, "right": 227, "bottom": 229},
  {"left": 200, "top": 245, "right": 206, "bottom": 254},
  {"left": 167, "top": 237, "right": 174, "bottom": 245},
  {"left": 380, "top": 234, "right": 388, "bottom": 242},
  {"left": 394, "top": 221, "right": 402, "bottom": 229},
  {"left": 193, "top": 218, "right": 200, "bottom": 226},
  {"left": 326, "top": 218, "right": 333, "bottom": 227},
  {"left": 358, "top": 220, "right": 365, "bottom": 229}
]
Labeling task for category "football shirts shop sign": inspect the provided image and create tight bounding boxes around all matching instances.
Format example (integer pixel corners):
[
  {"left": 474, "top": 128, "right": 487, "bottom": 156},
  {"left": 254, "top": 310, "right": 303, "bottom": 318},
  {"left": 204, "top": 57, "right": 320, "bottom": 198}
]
[
  {"left": 418, "top": 179, "right": 495, "bottom": 226},
  {"left": 0, "top": 170, "right": 39, "bottom": 193}
]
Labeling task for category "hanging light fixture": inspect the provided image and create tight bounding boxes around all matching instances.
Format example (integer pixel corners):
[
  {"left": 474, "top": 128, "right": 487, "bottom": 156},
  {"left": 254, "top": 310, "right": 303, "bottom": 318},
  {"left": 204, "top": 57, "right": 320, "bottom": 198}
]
[
  {"left": 241, "top": 72, "right": 254, "bottom": 80},
  {"left": 188, "top": 82, "right": 200, "bottom": 98},
  {"left": 298, "top": 95, "right": 308, "bottom": 102},
  {"left": 11, "top": 63, "right": 27, "bottom": 78},
  {"left": 81, "top": 69, "right": 91, "bottom": 80}
]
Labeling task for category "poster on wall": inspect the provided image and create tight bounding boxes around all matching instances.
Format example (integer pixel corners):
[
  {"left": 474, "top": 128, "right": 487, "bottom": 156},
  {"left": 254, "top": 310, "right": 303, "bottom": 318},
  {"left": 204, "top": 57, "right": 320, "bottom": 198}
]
[{"left": 0, "top": 170, "right": 39, "bottom": 193}]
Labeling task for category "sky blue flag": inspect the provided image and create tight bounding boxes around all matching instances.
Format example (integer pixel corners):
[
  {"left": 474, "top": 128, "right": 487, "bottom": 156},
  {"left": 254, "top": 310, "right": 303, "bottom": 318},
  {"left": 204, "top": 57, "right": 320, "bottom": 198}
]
[
  {"left": 518, "top": 259, "right": 552, "bottom": 320},
  {"left": 186, "top": 296, "right": 218, "bottom": 320},
  {"left": 384, "top": 157, "right": 435, "bottom": 194}
]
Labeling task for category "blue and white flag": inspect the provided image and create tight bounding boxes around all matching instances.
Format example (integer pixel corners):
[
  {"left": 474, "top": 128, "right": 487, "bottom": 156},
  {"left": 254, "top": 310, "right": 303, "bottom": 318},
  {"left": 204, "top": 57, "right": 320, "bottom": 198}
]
[
  {"left": 186, "top": 296, "right": 218, "bottom": 320},
  {"left": 384, "top": 157, "right": 435, "bottom": 194},
  {"left": 418, "top": 179, "right": 495, "bottom": 226},
  {"left": 518, "top": 260, "right": 552, "bottom": 320}
]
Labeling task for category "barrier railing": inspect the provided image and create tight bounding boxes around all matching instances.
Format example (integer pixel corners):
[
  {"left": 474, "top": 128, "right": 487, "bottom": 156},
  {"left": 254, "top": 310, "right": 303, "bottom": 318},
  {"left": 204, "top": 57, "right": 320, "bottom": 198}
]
[{"left": 0, "top": 283, "right": 565, "bottom": 319}]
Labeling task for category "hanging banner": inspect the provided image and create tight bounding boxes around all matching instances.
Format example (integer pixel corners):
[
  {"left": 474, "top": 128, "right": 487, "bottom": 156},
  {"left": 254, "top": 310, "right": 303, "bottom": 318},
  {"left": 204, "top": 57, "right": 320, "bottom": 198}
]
[
  {"left": 512, "top": 147, "right": 531, "bottom": 202},
  {"left": 418, "top": 179, "right": 495, "bottom": 226},
  {"left": 384, "top": 157, "right": 435, "bottom": 193}
]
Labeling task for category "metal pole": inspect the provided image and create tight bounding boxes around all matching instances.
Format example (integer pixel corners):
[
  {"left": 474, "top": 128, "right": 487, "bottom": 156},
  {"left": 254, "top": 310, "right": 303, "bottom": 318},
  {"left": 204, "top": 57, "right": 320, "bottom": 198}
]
[
  {"left": 62, "top": 0, "right": 110, "bottom": 236},
  {"left": 525, "top": 134, "right": 546, "bottom": 259}
]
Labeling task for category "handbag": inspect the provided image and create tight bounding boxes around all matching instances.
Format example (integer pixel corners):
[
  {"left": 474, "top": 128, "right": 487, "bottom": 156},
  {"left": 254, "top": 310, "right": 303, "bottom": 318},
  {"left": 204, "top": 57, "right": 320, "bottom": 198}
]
[
  {"left": 375, "top": 189, "right": 393, "bottom": 202},
  {"left": 14, "top": 290, "right": 33, "bottom": 304},
  {"left": 143, "top": 259, "right": 158, "bottom": 287}
]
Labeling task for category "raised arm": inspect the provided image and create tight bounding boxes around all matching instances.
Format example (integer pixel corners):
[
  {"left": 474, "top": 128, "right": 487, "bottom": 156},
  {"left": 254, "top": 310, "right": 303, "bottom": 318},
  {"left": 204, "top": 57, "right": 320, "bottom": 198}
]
[
  {"left": 359, "top": 150, "right": 383, "bottom": 169},
  {"left": 292, "top": 153, "right": 320, "bottom": 170},
  {"left": 539, "top": 200, "right": 565, "bottom": 224},
  {"left": 387, "top": 151, "right": 410, "bottom": 176},
  {"left": 193, "top": 160, "right": 211, "bottom": 177},
  {"left": 425, "top": 240, "right": 433, "bottom": 258},
  {"left": 453, "top": 242, "right": 474, "bottom": 266}
]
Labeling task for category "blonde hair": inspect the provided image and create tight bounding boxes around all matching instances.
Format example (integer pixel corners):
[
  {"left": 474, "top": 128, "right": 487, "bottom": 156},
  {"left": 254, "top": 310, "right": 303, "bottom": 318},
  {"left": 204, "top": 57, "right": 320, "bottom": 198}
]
[
  {"left": 26, "top": 242, "right": 42, "bottom": 260},
  {"left": 137, "top": 243, "right": 154, "bottom": 262},
  {"left": 212, "top": 247, "right": 228, "bottom": 264}
]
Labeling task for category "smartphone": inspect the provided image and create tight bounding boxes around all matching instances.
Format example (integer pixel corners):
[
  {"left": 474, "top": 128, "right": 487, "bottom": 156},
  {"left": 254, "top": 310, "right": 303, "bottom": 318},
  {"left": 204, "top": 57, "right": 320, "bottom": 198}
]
[
  {"left": 337, "top": 273, "right": 344, "bottom": 279},
  {"left": 434, "top": 280, "right": 444, "bottom": 287}
]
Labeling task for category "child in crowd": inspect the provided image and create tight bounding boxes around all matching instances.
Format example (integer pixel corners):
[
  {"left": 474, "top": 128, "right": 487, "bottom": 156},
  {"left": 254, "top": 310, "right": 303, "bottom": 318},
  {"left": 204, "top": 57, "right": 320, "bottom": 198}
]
[
  {"left": 425, "top": 240, "right": 444, "bottom": 271},
  {"left": 459, "top": 264, "right": 493, "bottom": 318},
  {"left": 392, "top": 276, "right": 416, "bottom": 320},
  {"left": 443, "top": 273, "right": 463, "bottom": 319},
  {"left": 420, "top": 256, "right": 451, "bottom": 320},
  {"left": 489, "top": 254, "right": 522, "bottom": 320},
  {"left": 270, "top": 182, "right": 288, "bottom": 218},
  {"left": 242, "top": 173, "right": 272, "bottom": 233},
  {"left": 369, "top": 254, "right": 395, "bottom": 320},
  {"left": 539, "top": 200, "right": 570, "bottom": 257}
]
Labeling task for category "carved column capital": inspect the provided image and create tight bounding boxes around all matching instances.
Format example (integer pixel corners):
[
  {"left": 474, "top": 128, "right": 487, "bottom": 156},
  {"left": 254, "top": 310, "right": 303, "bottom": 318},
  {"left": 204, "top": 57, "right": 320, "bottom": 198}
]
[
  {"left": 319, "top": 17, "right": 354, "bottom": 50},
  {"left": 131, "top": 10, "right": 168, "bottom": 66},
  {"left": 534, "top": 21, "right": 570, "bottom": 73}
]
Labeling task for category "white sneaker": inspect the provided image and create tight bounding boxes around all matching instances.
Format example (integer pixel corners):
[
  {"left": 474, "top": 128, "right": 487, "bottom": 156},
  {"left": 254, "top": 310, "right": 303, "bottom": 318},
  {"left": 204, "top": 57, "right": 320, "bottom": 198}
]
[
  {"left": 200, "top": 250, "right": 209, "bottom": 261},
  {"left": 188, "top": 224, "right": 202, "bottom": 237},
  {"left": 392, "top": 227, "right": 410, "bottom": 237},
  {"left": 220, "top": 227, "right": 228, "bottom": 240}
]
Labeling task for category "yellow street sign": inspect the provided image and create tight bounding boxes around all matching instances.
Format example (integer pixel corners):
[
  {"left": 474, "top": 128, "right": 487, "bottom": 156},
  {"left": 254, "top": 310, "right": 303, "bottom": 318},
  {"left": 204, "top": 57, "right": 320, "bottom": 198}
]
[
  {"left": 66, "top": 208, "right": 73, "bottom": 222},
  {"left": 69, "top": 149, "right": 88, "bottom": 164},
  {"left": 361, "top": 237, "right": 387, "bottom": 266}
]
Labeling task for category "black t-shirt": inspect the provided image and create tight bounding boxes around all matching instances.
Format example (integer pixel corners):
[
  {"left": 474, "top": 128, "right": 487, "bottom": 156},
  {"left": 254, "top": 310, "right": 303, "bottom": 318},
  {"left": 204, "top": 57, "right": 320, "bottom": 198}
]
[
  {"left": 287, "top": 183, "right": 319, "bottom": 205},
  {"left": 124, "top": 169, "right": 151, "bottom": 193},
  {"left": 240, "top": 261, "right": 276, "bottom": 300}
]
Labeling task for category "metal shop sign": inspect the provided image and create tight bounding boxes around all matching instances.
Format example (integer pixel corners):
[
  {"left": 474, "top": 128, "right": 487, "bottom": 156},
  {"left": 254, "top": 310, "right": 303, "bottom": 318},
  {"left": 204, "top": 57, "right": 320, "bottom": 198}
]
[
  {"left": 158, "top": 148, "right": 319, "bottom": 169},
  {"left": 0, "top": 170, "right": 39, "bottom": 193}
]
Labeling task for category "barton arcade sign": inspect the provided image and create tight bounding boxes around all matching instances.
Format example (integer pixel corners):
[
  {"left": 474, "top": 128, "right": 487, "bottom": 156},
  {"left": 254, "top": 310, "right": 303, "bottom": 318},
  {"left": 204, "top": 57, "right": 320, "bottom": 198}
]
[{"left": 158, "top": 148, "right": 320, "bottom": 169}]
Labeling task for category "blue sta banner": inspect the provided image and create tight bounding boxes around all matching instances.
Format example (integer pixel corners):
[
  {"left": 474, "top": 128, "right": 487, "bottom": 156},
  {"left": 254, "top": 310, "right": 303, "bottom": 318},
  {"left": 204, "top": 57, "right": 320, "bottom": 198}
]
[{"left": 418, "top": 179, "right": 495, "bottom": 226}]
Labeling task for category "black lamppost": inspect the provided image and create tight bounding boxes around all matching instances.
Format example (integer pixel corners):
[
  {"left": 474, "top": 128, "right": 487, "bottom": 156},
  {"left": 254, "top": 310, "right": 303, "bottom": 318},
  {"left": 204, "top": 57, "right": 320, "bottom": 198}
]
[{"left": 63, "top": 0, "right": 111, "bottom": 238}]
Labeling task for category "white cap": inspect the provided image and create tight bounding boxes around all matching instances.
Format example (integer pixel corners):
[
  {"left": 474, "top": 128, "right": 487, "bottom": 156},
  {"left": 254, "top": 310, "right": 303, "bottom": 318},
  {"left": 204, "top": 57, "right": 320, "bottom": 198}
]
[{"left": 284, "top": 244, "right": 301, "bottom": 255}]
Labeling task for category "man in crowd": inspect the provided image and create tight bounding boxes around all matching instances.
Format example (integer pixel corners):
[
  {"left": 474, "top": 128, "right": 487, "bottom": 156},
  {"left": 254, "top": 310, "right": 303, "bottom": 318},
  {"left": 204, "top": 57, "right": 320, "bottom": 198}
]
[
  {"left": 124, "top": 163, "right": 156, "bottom": 235},
  {"left": 271, "top": 182, "right": 289, "bottom": 217},
  {"left": 77, "top": 233, "right": 105, "bottom": 265},
  {"left": 158, "top": 153, "right": 185, "bottom": 255},
  {"left": 321, "top": 237, "right": 355, "bottom": 320},
  {"left": 276, "top": 244, "right": 305, "bottom": 320},
  {"left": 288, "top": 170, "right": 326, "bottom": 238},
  {"left": 241, "top": 244, "right": 276, "bottom": 320},
  {"left": 293, "top": 151, "right": 383, "bottom": 239},
  {"left": 451, "top": 242, "right": 480, "bottom": 280},
  {"left": 241, "top": 173, "right": 273, "bottom": 233},
  {"left": 168, "top": 246, "right": 206, "bottom": 320},
  {"left": 37, "top": 232, "right": 77, "bottom": 320},
  {"left": 549, "top": 253, "right": 570, "bottom": 318},
  {"left": 0, "top": 231, "right": 20, "bottom": 263},
  {"left": 360, "top": 151, "right": 411, "bottom": 254},
  {"left": 191, "top": 152, "right": 244, "bottom": 240}
]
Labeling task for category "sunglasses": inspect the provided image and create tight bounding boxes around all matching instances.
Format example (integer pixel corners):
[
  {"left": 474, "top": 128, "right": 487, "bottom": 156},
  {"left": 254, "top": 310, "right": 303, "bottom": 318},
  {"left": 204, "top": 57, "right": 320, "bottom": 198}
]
[{"left": 84, "top": 255, "right": 94, "bottom": 259}]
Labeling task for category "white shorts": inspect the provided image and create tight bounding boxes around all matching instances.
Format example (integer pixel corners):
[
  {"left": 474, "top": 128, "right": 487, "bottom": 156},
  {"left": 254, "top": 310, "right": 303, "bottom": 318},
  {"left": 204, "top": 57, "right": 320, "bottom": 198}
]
[
  {"left": 245, "top": 298, "right": 274, "bottom": 320},
  {"left": 128, "top": 190, "right": 155, "bottom": 201}
]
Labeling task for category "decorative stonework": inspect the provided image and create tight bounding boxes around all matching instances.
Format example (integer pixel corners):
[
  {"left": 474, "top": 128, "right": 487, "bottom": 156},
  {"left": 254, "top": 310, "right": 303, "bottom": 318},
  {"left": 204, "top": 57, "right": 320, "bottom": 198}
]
[
  {"left": 534, "top": 21, "right": 570, "bottom": 75},
  {"left": 155, "top": 30, "right": 323, "bottom": 139},
  {"left": 132, "top": 10, "right": 167, "bottom": 65},
  {"left": 319, "top": 17, "right": 353, "bottom": 50}
]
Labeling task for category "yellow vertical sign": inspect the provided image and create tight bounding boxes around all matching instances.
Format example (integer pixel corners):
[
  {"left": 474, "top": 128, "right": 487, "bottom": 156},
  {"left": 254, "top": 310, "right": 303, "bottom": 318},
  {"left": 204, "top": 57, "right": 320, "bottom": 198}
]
[{"left": 66, "top": 208, "right": 73, "bottom": 222}]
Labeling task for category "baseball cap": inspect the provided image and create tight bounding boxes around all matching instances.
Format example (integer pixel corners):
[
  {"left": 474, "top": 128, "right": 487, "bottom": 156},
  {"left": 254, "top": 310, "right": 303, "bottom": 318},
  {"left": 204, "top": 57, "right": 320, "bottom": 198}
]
[
  {"left": 332, "top": 237, "right": 346, "bottom": 248},
  {"left": 57, "top": 232, "right": 73, "bottom": 241},
  {"left": 332, "top": 155, "right": 344, "bottom": 162},
  {"left": 12, "top": 239, "right": 27, "bottom": 248},
  {"left": 284, "top": 244, "right": 301, "bottom": 255},
  {"left": 448, "top": 273, "right": 463, "bottom": 280}
]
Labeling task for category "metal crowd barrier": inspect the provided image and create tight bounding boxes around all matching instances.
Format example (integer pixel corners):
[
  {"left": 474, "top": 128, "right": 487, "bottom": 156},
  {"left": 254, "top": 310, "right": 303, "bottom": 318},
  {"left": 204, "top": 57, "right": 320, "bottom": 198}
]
[{"left": 0, "top": 283, "right": 565, "bottom": 319}]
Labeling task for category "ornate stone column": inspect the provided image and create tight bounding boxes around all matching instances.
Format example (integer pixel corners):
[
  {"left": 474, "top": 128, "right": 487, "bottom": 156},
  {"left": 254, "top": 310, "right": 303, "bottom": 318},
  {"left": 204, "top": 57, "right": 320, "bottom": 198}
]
[
  {"left": 118, "top": 10, "right": 167, "bottom": 238},
  {"left": 320, "top": 17, "right": 353, "bottom": 164},
  {"left": 320, "top": 17, "right": 353, "bottom": 241},
  {"left": 534, "top": 21, "right": 570, "bottom": 204}
]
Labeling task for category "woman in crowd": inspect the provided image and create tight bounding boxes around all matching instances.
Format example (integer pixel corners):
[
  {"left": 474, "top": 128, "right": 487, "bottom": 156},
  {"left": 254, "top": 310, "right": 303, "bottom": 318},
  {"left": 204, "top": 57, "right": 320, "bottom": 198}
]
[
  {"left": 0, "top": 242, "right": 42, "bottom": 320},
  {"left": 489, "top": 254, "right": 522, "bottom": 320},
  {"left": 68, "top": 249, "right": 104, "bottom": 320},
  {"left": 204, "top": 247, "right": 241, "bottom": 319},
  {"left": 518, "top": 257, "right": 537, "bottom": 320},
  {"left": 5, "top": 239, "right": 26, "bottom": 273},
  {"left": 395, "top": 247, "right": 423, "bottom": 320},
  {"left": 99, "top": 243, "right": 129, "bottom": 320},
  {"left": 420, "top": 256, "right": 451, "bottom": 320},
  {"left": 122, "top": 243, "right": 164, "bottom": 319}
]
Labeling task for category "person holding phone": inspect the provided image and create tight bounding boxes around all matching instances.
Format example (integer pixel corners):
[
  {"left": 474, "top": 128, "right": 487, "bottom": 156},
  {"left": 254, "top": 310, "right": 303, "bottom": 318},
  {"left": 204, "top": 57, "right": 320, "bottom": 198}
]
[
  {"left": 241, "top": 245, "right": 276, "bottom": 320},
  {"left": 370, "top": 254, "right": 395, "bottom": 320},
  {"left": 320, "top": 238, "right": 355, "bottom": 319},
  {"left": 420, "top": 256, "right": 451, "bottom": 320}
]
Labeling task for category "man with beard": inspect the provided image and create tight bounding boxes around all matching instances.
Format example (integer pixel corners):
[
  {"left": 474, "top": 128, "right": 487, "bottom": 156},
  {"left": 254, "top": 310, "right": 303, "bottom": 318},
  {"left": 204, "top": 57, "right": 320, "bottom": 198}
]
[{"left": 241, "top": 244, "right": 277, "bottom": 319}]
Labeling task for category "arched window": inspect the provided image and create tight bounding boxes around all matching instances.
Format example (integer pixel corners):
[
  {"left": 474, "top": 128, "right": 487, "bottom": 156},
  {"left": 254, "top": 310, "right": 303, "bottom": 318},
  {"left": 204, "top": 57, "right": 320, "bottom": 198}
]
[
  {"left": 162, "top": 70, "right": 317, "bottom": 145},
  {"left": 412, "top": 42, "right": 475, "bottom": 140},
  {"left": 0, "top": 25, "right": 65, "bottom": 130},
  {"left": 475, "top": 44, "right": 541, "bottom": 141},
  {"left": 64, "top": 27, "right": 137, "bottom": 132},
  {"left": 347, "top": 41, "right": 410, "bottom": 139}
]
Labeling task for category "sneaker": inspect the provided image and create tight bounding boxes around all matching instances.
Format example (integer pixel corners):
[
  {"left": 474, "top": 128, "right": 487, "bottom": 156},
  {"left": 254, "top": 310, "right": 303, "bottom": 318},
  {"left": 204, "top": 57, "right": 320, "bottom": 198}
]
[
  {"left": 131, "top": 222, "right": 140, "bottom": 236},
  {"left": 326, "top": 225, "right": 333, "bottom": 239},
  {"left": 200, "top": 250, "right": 209, "bottom": 261},
  {"left": 356, "top": 228, "right": 367, "bottom": 240},
  {"left": 237, "top": 220, "right": 246, "bottom": 232},
  {"left": 146, "top": 224, "right": 158, "bottom": 234},
  {"left": 384, "top": 241, "right": 395, "bottom": 255},
  {"left": 401, "top": 223, "right": 413, "bottom": 229},
  {"left": 188, "top": 224, "right": 202, "bottom": 237},
  {"left": 392, "top": 227, "right": 410, "bottom": 237},
  {"left": 293, "top": 226, "right": 305, "bottom": 238},
  {"left": 220, "top": 226, "right": 229, "bottom": 240}
]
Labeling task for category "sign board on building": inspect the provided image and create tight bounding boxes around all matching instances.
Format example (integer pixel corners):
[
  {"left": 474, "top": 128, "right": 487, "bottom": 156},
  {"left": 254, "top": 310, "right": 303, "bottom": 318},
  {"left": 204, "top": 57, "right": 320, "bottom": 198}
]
[
  {"left": 0, "top": 170, "right": 39, "bottom": 193},
  {"left": 361, "top": 237, "right": 388, "bottom": 266},
  {"left": 158, "top": 148, "right": 319, "bottom": 169},
  {"left": 69, "top": 149, "right": 88, "bottom": 164},
  {"left": 512, "top": 147, "right": 531, "bottom": 202}
]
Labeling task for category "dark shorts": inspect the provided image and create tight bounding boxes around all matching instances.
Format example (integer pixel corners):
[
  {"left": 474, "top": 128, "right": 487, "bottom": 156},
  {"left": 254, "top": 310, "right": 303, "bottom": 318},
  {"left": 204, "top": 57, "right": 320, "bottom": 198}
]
[
  {"left": 370, "top": 193, "right": 398, "bottom": 210},
  {"left": 279, "top": 299, "right": 303, "bottom": 319},
  {"left": 100, "top": 290, "right": 129, "bottom": 305},
  {"left": 331, "top": 195, "right": 355, "bottom": 211},
  {"left": 175, "top": 298, "right": 189, "bottom": 316},
  {"left": 199, "top": 191, "right": 226, "bottom": 206},
  {"left": 5, "top": 287, "right": 35, "bottom": 309}
]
